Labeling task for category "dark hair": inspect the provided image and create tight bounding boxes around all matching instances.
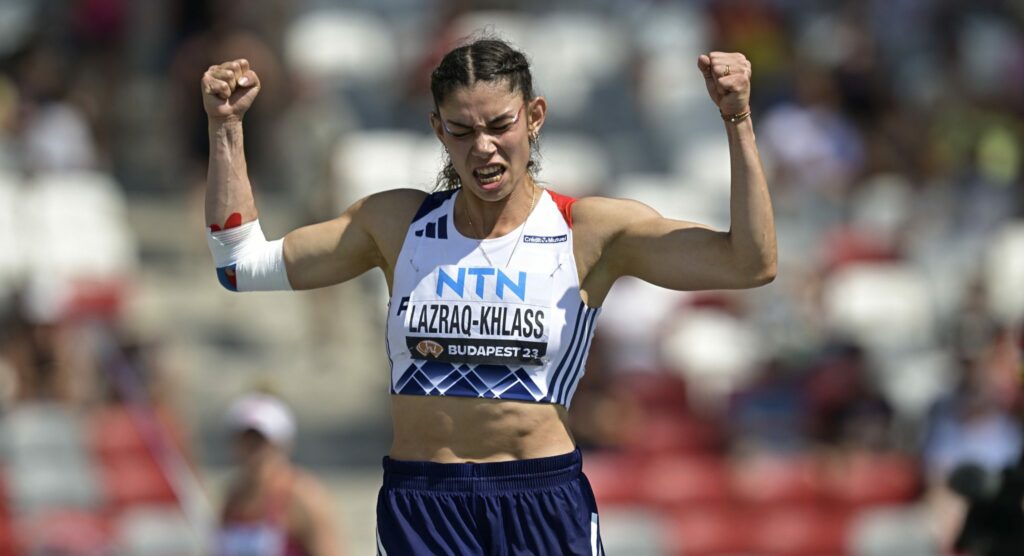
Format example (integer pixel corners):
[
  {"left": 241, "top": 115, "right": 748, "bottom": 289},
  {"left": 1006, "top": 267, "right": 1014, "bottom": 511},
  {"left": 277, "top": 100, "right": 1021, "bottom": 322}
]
[{"left": 429, "top": 37, "right": 540, "bottom": 191}]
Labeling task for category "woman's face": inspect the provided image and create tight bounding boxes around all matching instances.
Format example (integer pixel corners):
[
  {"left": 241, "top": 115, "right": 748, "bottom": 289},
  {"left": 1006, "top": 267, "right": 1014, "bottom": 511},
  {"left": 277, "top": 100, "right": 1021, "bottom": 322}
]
[
  {"left": 233, "top": 428, "right": 277, "bottom": 470},
  {"left": 431, "top": 81, "right": 545, "bottom": 202}
]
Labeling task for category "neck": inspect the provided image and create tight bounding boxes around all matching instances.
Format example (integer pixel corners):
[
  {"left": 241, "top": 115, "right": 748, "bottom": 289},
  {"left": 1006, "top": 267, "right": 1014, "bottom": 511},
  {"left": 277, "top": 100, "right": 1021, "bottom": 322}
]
[{"left": 461, "top": 180, "right": 538, "bottom": 239}]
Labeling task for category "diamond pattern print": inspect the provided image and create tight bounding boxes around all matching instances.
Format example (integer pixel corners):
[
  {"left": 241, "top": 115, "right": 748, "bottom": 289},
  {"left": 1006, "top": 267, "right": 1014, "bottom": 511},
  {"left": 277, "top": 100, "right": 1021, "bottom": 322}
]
[{"left": 393, "top": 361, "right": 544, "bottom": 401}]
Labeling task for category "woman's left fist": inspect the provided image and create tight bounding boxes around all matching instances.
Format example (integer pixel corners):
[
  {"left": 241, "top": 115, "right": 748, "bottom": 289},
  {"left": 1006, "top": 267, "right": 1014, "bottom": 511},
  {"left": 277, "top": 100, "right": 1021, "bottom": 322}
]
[{"left": 697, "top": 52, "right": 751, "bottom": 118}]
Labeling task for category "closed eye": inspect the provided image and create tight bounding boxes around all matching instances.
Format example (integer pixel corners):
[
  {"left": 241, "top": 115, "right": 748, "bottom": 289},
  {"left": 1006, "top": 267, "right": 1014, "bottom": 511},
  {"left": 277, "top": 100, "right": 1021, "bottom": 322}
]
[
  {"left": 440, "top": 104, "right": 524, "bottom": 138},
  {"left": 445, "top": 121, "right": 514, "bottom": 138}
]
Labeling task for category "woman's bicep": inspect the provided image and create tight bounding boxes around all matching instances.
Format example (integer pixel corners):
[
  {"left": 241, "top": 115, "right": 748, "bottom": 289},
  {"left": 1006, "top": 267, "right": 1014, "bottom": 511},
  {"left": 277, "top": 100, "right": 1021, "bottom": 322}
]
[
  {"left": 588, "top": 197, "right": 746, "bottom": 291},
  {"left": 282, "top": 202, "right": 385, "bottom": 290},
  {"left": 610, "top": 217, "right": 744, "bottom": 290}
]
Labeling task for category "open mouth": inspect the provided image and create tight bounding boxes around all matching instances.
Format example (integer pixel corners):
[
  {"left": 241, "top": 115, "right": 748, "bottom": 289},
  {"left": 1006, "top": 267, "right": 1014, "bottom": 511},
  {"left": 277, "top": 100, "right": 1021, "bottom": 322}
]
[{"left": 473, "top": 164, "right": 506, "bottom": 185}]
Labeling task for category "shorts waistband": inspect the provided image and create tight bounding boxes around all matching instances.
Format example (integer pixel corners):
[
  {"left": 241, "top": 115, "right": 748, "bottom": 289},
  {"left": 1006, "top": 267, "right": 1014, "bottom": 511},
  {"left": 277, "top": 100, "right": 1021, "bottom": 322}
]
[{"left": 382, "top": 448, "right": 582, "bottom": 493}]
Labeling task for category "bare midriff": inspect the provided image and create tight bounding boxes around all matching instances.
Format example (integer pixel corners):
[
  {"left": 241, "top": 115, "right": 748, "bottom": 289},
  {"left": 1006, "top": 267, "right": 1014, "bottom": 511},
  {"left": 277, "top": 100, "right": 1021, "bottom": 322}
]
[{"left": 389, "top": 395, "right": 576, "bottom": 463}]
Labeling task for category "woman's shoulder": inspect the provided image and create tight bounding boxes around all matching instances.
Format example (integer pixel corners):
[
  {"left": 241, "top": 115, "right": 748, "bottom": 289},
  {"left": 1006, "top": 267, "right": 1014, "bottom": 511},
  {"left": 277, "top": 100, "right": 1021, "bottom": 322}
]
[
  {"left": 359, "top": 188, "right": 432, "bottom": 214},
  {"left": 562, "top": 194, "right": 658, "bottom": 234},
  {"left": 359, "top": 187, "right": 465, "bottom": 221},
  {"left": 287, "top": 468, "right": 336, "bottom": 520}
]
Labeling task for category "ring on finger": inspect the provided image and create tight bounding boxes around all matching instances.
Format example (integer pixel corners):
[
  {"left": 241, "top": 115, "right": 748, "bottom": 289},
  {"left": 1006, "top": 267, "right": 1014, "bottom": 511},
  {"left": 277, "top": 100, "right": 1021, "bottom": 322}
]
[{"left": 725, "top": 64, "right": 731, "bottom": 76}]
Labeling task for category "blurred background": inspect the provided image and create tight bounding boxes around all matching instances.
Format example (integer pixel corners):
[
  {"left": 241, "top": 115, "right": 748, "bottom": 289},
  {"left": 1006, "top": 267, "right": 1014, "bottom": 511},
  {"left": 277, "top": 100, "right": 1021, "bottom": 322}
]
[{"left": 0, "top": 0, "right": 1022, "bottom": 554}]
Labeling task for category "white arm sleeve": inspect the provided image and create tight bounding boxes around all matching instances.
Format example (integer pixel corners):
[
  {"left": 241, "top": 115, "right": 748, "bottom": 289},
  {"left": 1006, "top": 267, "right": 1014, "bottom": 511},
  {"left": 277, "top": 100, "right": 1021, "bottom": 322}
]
[{"left": 206, "top": 220, "right": 292, "bottom": 291}]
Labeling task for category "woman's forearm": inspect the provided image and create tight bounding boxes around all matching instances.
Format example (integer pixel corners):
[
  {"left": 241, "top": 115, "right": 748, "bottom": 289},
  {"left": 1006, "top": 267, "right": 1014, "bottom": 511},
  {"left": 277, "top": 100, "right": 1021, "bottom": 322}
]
[
  {"left": 725, "top": 116, "right": 777, "bottom": 282},
  {"left": 206, "top": 118, "right": 258, "bottom": 229}
]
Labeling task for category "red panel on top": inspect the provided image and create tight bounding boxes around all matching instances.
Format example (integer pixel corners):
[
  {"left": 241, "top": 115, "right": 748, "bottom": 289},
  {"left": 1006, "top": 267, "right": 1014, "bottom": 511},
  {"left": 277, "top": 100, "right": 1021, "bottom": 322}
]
[{"left": 546, "top": 190, "right": 576, "bottom": 228}]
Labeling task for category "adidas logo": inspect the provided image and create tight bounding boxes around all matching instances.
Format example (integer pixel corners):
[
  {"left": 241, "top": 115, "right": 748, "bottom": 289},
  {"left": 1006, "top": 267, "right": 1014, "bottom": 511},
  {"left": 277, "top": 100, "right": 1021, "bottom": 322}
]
[{"left": 414, "top": 215, "right": 448, "bottom": 239}]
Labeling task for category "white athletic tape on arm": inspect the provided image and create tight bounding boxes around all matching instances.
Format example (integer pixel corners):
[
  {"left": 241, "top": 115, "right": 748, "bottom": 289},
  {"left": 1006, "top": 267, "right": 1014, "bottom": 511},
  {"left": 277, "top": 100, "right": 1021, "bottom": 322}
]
[{"left": 206, "top": 220, "right": 292, "bottom": 291}]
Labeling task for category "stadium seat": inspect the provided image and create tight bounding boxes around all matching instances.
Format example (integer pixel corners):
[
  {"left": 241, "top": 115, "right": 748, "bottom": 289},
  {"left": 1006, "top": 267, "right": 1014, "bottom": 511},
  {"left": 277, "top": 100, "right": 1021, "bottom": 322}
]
[
  {"left": 611, "top": 370, "right": 689, "bottom": 412},
  {"left": 331, "top": 130, "right": 431, "bottom": 206},
  {"left": 530, "top": 14, "right": 626, "bottom": 120},
  {"left": 639, "top": 455, "right": 732, "bottom": 510},
  {"left": 0, "top": 513, "right": 14, "bottom": 556},
  {"left": 750, "top": 504, "right": 852, "bottom": 556},
  {"left": 581, "top": 451, "right": 644, "bottom": 507},
  {"left": 533, "top": 132, "right": 610, "bottom": 197},
  {"left": 731, "top": 451, "right": 823, "bottom": 506},
  {"left": 283, "top": 9, "right": 397, "bottom": 86},
  {"left": 16, "top": 509, "right": 113, "bottom": 555},
  {"left": 664, "top": 505, "right": 756, "bottom": 556},
  {"left": 985, "top": 220, "right": 1024, "bottom": 323},
  {"left": 114, "top": 505, "right": 202, "bottom": 556},
  {"left": 822, "top": 452, "right": 921, "bottom": 508},
  {"left": 89, "top": 406, "right": 148, "bottom": 461},
  {"left": 623, "top": 410, "right": 723, "bottom": 455},
  {"left": 448, "top": 11, "right": 532, "bottom": 52},
  {"left": 848, "top": 504, "right": 941, "bottom": 556},
  {"left": 99, "top": 452, "right": 176, "bottom": 510},
  {"left": 3, "top": 404, "right": 104, "bottom": 514},
  {"left": 821, "top": 262, "right": 934, "bottom": 351},
  {"left": 660, "top": 308, "right": 763, "bottom": 412},
  {"left": 21, "top": 171, "right": 136, "bottom": 288},
  {"left": 598, "top": 507, "right": 669, "bottom": 555},
  {"left": 8, "top": 458, "right": 103, "bottom": 514},
  {"left": 0, "top": 172, "right": 24, "bottom": 297},
  {"left": 2, "top": 403, "right": 86, "bottom": 458}
]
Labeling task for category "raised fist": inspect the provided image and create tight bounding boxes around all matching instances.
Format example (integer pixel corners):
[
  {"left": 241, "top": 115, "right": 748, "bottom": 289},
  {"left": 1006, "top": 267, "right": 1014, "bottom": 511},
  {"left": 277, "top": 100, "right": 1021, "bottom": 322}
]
[
  {"left": 202, "top": 59, "right": 260, "bottom": 122},
  {"left": 697, "top": 52, "right": 751, "bottom": 118}
]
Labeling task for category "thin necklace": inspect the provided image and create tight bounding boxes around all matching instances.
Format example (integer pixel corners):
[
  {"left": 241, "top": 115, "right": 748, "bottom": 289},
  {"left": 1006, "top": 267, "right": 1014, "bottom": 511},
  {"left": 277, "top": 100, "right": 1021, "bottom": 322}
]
[{"left": 465, "top": 184, "right": 537, "bottom": 268}]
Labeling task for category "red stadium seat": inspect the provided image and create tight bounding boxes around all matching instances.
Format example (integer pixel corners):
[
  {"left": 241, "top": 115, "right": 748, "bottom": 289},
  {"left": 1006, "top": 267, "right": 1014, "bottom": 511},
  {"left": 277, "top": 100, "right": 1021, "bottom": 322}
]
[
  {"left": 664, "top": 505, "right": 756, "bottom": 556},
  {"left": 731, "top": 452, "right": 823, "bottom": 506},
  {"left": 0, "top": 513, "right": 15, "bottom": 556},
  {"left": 581, "top": 452, "right": 644, "bottom": 507},
  {"left": 15, "top": 510, "right": 113, "bottom": 555},
  {"left": 613, "top": 371, "right": 689, "bottom": 411},
  {"left": 624, "top": 411, "right": 723, "bottom": 456},
  {"left": 822, "top": 452, "right": 921, "bottom": 508},
  {"left": 99, "top": 452, "right": 176, "bottom": 510},
  {"left": 750, "top": 505, "right": 852, "bottom": 556},
  {"left": 90, "top": 406, "right": 148, "bottom": 460},
  {"left": 639, "top": 455, "right": 732, "bottom": 510}
]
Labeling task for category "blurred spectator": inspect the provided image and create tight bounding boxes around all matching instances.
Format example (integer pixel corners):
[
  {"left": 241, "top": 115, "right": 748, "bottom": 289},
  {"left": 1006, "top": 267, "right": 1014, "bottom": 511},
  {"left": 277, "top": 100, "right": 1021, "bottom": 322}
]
[
  {"left": 923, "top": 326, "right": 1022, "bottom": 480},
  {"left": 728, "top": 356, "right": 808, "bottom": 453},
  {"left": 0, "top": 287, "right": 99, "bottom": 404},
  {"left": 9, "top": 39, "right": 100, "bottom": 173},
  {"left": 804, "top": 340, "right": 894, "bottom": 451},
  {"left": 219, "top": 392, "right": 345, "bottom": 556}
]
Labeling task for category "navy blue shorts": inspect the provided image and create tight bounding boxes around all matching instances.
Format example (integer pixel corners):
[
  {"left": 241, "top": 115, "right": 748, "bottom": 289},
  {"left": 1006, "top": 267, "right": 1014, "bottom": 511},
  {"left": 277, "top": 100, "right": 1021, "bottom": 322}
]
[{"left": 376, "top": 449, "right": 604, "bottom": 555}]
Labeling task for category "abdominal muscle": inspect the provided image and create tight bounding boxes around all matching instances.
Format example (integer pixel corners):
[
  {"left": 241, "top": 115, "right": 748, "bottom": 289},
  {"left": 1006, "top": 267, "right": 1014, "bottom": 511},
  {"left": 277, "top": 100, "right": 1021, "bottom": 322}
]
[{"left": 389, "top": 395, "right": 576, "bottom": 463}]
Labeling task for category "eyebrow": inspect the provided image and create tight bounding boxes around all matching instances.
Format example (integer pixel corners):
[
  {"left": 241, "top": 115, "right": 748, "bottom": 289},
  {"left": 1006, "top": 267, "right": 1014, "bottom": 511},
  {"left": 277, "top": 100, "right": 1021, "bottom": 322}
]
[{"left": 444, "top": 108, "right": 519, "bottom": 130}]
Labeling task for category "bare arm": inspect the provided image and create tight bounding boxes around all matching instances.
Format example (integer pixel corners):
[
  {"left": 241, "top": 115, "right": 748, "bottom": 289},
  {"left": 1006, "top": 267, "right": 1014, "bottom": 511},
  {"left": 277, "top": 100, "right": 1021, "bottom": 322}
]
[
  {"left": 580, "top": 52, "right": 776, "bottom": 298},
  {"left": 294, "top": 474, "right": 346, "bottom": 556},
  {"left": 202, "top": 59, "right": 260, "bottom": 230},
  {"left": 202, "top": 59, "right": 421, "bottom": 290},
  {"left": 206, "top": 119, "right": 257, "bottom": 229}
]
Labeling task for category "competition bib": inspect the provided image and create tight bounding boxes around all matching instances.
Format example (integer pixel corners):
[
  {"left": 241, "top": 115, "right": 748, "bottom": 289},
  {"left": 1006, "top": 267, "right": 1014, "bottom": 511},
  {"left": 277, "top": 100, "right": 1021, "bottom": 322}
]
[{"left": 398, "top": 265, "right": 553, "bottom": 366}]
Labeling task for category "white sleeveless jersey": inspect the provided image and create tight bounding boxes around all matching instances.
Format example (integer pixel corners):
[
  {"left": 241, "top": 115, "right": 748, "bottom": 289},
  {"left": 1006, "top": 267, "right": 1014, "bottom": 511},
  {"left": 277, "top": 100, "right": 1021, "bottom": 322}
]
[{"left": 386, "top": 188, "right": 600, "bottom": 408}]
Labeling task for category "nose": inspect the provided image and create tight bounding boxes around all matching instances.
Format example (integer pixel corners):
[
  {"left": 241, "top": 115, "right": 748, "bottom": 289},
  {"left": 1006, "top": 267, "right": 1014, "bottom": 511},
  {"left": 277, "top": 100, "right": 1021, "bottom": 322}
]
[{"left": 470, "top": 132, "right": 497, "bottom": 157}]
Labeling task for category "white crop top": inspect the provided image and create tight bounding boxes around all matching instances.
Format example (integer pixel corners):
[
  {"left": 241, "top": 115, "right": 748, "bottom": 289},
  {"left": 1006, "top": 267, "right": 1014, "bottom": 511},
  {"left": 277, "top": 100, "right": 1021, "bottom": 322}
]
[{"left": 386, "top": 188, "right": 600, "bottom": 408}]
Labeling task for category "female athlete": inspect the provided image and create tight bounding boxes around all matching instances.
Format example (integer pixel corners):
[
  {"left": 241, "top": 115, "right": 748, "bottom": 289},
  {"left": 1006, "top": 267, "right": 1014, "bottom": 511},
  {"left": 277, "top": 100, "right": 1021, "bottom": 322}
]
[{"left": 202, "top": 38, "right": 775, "bottom": 555}]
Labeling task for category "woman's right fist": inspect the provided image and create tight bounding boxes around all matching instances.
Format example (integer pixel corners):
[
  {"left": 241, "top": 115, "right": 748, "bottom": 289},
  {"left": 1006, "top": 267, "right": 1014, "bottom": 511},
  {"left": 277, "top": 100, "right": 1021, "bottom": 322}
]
[{"left": 202, "top": 59, "right": 260, "bottom": 122}]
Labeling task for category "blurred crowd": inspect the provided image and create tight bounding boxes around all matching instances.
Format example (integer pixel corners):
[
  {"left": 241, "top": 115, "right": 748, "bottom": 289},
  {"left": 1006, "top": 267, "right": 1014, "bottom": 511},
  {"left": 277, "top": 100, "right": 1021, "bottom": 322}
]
[{"left": 0, "top": 0, "right": 1021, "bottom": 554}]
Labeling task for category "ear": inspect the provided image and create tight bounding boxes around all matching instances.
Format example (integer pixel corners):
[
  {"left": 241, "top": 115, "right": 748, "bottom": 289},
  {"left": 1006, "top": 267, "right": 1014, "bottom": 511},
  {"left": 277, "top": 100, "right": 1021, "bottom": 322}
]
[
  {"left": 429, "top": 111, "right": 446, "bottom": 142},
  {"left": 526, "top": 96, "right": 547, "bottom": 139}
]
